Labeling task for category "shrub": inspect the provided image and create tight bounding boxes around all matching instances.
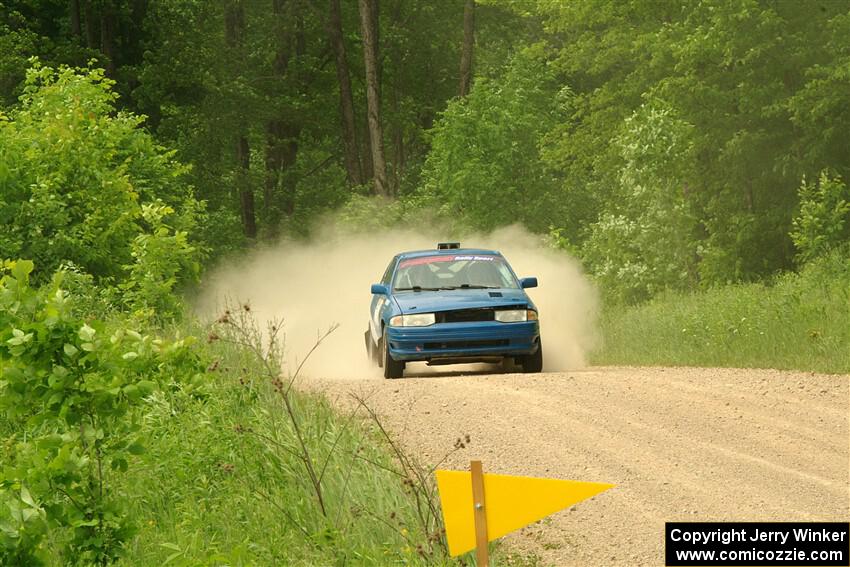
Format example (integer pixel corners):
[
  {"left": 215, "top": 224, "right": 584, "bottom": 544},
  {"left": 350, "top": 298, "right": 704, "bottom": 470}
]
[
  {"left": 790, "top": 171, "right": 850, "bottom": 264},
  {"left": 0, "top": 61, "right": 204, "bottom": 295},
  {"left": 0, "top": 259, "right": 205, "bottom": 565},
  {"left": 120, "top": 201, "right": 202, "bottom": 321}
]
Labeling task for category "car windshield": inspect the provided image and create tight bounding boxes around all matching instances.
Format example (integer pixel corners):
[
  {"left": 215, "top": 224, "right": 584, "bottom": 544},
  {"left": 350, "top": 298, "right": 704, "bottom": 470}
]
[{"left": 393, "top": 255, "right": 518, "bottom": 291}]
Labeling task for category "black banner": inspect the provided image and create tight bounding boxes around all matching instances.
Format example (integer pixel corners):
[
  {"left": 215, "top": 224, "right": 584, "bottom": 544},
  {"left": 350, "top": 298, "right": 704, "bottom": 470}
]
[{"left": 666, "top": 522, "right": 850, "bottom": 566}]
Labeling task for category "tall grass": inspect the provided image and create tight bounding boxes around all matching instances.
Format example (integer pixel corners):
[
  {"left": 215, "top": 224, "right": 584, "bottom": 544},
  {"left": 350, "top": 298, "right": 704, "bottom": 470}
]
[
  {"left": 593, "top": 249, "right": 850, "bottom": 374},
  {"left": 116, "top": 385, "right": 446, "bottom": 565},
  {"left": 0, "top": 285, "right": 538, "bottom": 565},
  {"left": 115, "top": 314, "right": 453, "bottom": 566},
  {"left": 113, "top": 309, "right": 536, "bottom": 566}
]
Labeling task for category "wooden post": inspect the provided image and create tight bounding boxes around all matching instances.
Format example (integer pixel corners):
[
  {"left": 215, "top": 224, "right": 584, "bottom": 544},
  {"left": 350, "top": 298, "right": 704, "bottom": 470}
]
[{"left": 470, "top": 460, "right": 489, "bottom": 566}]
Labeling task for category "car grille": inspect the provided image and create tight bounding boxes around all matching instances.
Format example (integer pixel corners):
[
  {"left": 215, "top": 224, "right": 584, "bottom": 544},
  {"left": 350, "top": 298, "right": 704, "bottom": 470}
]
[
  {"left": 423, "top": 339, "right": 510, "bottom": 350},
  {"left": 436, "top": 308, "right": 494, "bottom": 323},
  {"left": 434, "top": 304, "right": 525, "bottom": 324}
]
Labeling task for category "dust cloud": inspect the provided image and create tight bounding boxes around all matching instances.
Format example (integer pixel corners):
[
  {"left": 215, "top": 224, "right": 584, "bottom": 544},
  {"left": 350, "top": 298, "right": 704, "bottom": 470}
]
[{"left": 194, "top": 224, "right": 599, "bottom": 379}]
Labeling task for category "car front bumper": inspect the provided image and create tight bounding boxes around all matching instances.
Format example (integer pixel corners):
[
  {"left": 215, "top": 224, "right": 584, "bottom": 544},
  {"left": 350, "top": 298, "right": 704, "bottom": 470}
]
[{"left": 385, "top": 321, "right": 540, "bottom": 362}]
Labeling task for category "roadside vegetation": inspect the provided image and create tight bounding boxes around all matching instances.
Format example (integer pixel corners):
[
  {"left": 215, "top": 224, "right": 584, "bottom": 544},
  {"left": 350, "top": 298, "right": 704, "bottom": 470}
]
[
  {"left": 592, "top": 165, "right": 850, "bottom": 374},
  {"left": 0, "top": 67, "right": 471, "bottom": 566},
  {"left": 3, "top": 1, "right": 850, "bottom": 565},
  {"left": 0, "top": 258, "right": 467, "bottom": 566},
  {"left": 112, "top": 309, "right": 455, "bottom": 567},
  {"left": 594, "top": 247, "right": 850, "bottom": 374}
]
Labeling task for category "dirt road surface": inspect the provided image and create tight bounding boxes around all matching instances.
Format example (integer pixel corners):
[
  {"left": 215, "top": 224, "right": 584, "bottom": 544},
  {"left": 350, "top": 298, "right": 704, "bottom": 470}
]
[{"left": 311, "top": 366, "right": 850, "bottom": 566}]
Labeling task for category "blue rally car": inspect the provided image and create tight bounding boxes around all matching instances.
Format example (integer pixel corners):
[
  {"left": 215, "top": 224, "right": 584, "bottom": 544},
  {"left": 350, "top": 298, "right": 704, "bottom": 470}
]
[{"left": 365, "top": 243, "right": 542, "bottom": 378}]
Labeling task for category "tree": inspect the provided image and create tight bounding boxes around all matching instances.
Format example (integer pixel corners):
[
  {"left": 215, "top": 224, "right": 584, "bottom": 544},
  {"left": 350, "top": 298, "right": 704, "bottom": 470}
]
[
  {"left": 458, "top": 0, "right": 474, "bottom": 97},
  {"left": 0, "top": 63, "right": 202, "bottom": 289},
  {"left": 537, "top": 0, "right": 850, "bottom": 288},
  {"left": 420, "top": 48, "right": 565, "bottom": 232},
  {"left": 99, "top": 0, "right": 117, "bottom": 76},
  {"left": 329, "top": 0, "right": 363, "bottom": 187},
  {"left": 263, "top": 0, "right": 306, "bottom": 233},
  {"left": 581, "top": 103, "right": 699, "bottom": 303},
  {"left": 358, "top": 0, "right": 388, "bottom": 196},
  {"left": 70, "top": 0, "right": 82, "bottom": 39},
  {"left": 224, "top": 0, "right": 256, "bottom": 239}
]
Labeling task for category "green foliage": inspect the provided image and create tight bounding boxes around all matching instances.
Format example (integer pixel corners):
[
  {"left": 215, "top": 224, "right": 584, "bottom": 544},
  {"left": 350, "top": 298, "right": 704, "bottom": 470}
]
[
  {"left": 0, "top": 482, "right": 48, "bottom": 567},
  {"left": 0, "top": 13, "right": 39, "bottom": 106},
  {"left": 538, "top": 0, "right": 850, "bottom": 292},
  {"left": 786, "top": 12, "right": 850, "bottom": 177},
  {"left": 0, "top": 0, "right": 147, "bottom": 105},
  {"left": 580, "top": 103, "right": 698, "bottom": 304},
  {"left": 110, "top": 312, "right": 469, "bottom": 566},
  {"left": 0, "top": 260, "right": 205, "bottom": 565},
  {"left": 790, "top": 171, "right": 850, "bottom": 265},
  {"left": 594, "top": 247, "right": 850, "bottom": 374},
  {"left": 0, "top": 263, "right": 472, "bottom": 565},
  {"left": 5, "top": 0, "right": 850, "bottom": 299},
  {"left": 0, "top": 62, "right": 204, "bottom": 293},
  {"left": 120, "top": 202, "right": 202, "bottom": 321},
  {"left": 116, "top": 380, "right": 446, "bottom": 565},
  {"left": 420, "top": 47, "right": 567, "bottom": 233}
]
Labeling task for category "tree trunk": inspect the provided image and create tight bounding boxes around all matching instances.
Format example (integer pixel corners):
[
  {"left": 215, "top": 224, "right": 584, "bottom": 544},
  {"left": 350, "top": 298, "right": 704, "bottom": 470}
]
[
  {"left": 264, "top": 0, "right": 290, "bottom": 231},
  {"left": 387, "top": 0, "right": 404, "bottom": 195},
  {"left": 265, "top": 122, "right": 282, "bottom": 218},
  {"left": 361, "top": 116, "right": 374, "bottom": 181},
  {"left": 237, "top": 136, "right": 257, "bottom": 239},
  {"left": 372, "top": 0, "right": 381, "bottom": 98},
  {"left": 100, "top": 1, "right": 117, "bottom": 76},
  {"left": 265, "top": 122, "right": 301, "bottom": 216},
  {"left": 390, "top": 83, "right": 403, "bottom": 195},
  {"left": 265, "top": 0, "right": 305, "bottom": 229},
  {"left": 358, "top": 0, "right": 388, "bottom": 197},
  {"left": 329, "top": 0, "right": 363, "bottom": 187},
  {"left": 83, "top": 1, "right": 98, "bottom": 49},
  {"left": 280, "top": 123, "right": 300, "bottom": 216},
  {"left": 125, "top": 0, "right": 148, "bottom": 91},
  {"left": 70, "top": 0, "right": 82, "bottom": 39},
  {"left": 459, "top": 0, "right": 474, "bottom": 97},
  {"left": 225, "top": 0, "right": 256, "bottom": 239}
]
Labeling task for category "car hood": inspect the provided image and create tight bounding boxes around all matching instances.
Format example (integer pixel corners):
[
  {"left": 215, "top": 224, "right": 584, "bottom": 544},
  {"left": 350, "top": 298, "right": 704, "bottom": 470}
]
[{"left": 392, "top": 288, "right": 531, "bottom": 314}]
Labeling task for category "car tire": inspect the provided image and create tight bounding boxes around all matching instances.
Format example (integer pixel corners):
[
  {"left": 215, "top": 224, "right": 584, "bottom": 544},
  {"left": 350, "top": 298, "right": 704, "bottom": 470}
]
[
  {"left": 382, "top": 333, "right": 404, "bottom": 379},
  {"left": 521, "top": 342, "right": 543, "bottom": 373}
]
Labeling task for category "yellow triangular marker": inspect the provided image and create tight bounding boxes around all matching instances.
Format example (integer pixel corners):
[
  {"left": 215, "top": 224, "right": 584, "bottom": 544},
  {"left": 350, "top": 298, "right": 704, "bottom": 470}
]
[{"left": 435, "top": 469, "right": 614, "bottom": 557}]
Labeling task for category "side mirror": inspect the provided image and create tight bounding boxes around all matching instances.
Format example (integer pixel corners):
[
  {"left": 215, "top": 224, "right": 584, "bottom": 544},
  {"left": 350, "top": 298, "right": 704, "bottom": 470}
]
[
  {"left": 371, "top": 283, "right": 389, "bottom": 295},
  {"left": 519, "top": 277, "right": 538, "bottom": 289}
]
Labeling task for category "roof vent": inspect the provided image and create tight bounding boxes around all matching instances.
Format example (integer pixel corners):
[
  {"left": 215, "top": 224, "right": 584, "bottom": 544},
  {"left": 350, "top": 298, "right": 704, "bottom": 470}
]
[{"left": 437, "top": 242, "right": 460, "bottom": 250}]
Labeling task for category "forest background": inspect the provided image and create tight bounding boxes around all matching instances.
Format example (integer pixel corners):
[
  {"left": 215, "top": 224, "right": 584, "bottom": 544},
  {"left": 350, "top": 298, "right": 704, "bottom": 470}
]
[{"left": 0, "top": 0, "right": 848, "bottom": 564}]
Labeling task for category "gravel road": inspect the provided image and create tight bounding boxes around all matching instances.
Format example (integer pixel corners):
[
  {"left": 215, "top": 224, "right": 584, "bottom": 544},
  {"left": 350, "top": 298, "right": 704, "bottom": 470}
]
[{"left": 311, "top": 366, "right": 849, "bottom": 566}]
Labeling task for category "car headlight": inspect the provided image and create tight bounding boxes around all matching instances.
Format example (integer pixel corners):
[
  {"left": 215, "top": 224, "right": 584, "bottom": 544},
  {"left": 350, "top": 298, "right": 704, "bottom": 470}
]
[
  {"left": 495, "top": 309, "right": 537, "bottom": 322},
  {"left": 389, "top": 313, "right": 436, "bottom": 327}
]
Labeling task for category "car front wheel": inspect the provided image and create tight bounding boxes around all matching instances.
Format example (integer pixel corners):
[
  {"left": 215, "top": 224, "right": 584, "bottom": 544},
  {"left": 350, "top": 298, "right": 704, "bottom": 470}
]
[
  {"left": 382, "top": 333, "right": 404, "bottom": 379},
  {"left": 521, "top": 342, "right": 543, "bottom": 373}
]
